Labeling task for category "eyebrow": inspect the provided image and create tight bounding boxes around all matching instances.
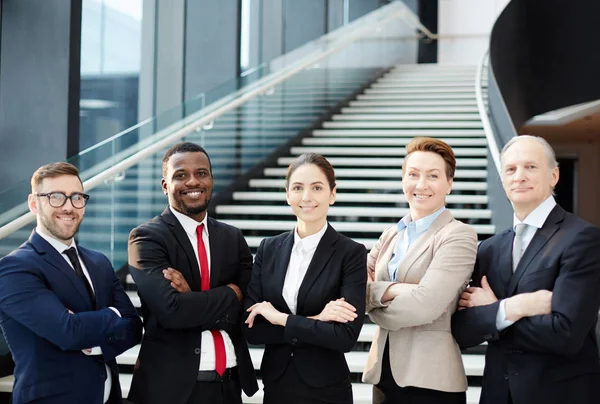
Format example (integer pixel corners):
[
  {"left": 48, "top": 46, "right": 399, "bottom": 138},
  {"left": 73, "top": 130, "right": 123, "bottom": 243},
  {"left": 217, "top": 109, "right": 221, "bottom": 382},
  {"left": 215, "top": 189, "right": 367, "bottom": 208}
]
[
  {"left": 405, "top": 167, "right": 441, "bottom": 172},
  {"left": 291, "top": 181, "right": 325, "bottom": 185}
]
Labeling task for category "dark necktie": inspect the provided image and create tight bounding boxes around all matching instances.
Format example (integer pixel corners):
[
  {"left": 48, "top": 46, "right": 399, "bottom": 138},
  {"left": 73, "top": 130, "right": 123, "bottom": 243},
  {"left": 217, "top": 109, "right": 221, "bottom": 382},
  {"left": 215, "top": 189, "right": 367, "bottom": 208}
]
[
  {"left": 63, "top": 247, "right": 96, "bottom": 309},
  {"left": 196, "top": 224, "right": 227, "bottom": 376}
]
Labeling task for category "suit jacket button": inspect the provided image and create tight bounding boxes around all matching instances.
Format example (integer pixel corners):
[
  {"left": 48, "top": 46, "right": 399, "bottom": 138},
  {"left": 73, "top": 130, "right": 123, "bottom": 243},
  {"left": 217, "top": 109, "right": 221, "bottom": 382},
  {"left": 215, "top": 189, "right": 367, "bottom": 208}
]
[
  {"left": 504, "top": 373, "right": 509, "bottom": 380},
  {"left": 194, "top": 348, "right": 201, "bottom": 354},
  {"left": 292, "top": 338, "right": 297, "bottom": 344}
]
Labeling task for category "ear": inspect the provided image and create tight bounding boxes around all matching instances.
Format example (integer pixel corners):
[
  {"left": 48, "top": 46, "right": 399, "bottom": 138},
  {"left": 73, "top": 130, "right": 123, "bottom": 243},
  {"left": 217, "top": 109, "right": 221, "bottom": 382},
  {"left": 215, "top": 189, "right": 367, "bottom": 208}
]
[
  {"left": 161, "top": 178, "right": 168, "bottom": 195},
  {"left": 285, "top": 188, "right": 291, "bottom": 206},
  {"left": 446, "top": 178, "right": 454, "bottom": 195},
  {"left": 28, "top": 194, "right": 38, "bottom": 214},
  {"left": 329, "top": 186, "right": 337, "bottom": 205},
  {"left": 550, "top": 166, "right": 559, "bottom": 188}
]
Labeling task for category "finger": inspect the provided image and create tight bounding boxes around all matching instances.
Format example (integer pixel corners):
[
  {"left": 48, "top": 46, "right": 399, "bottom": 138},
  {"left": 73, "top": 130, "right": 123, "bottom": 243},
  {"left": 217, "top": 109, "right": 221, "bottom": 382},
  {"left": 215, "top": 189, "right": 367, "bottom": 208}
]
[
  {"left": 465, "top": 287, "right": 478, "bottom": 293},
  {"left": 333, "top": 301, "right": 356, "bottom": 312},
  {"left": 481, "top": 276, "right": 491, "bottom": 290},
  {"left": 457, "top": 306, "right": 465, "bottom": 311},
  {"left": 336, "top": 297, "right": 346, "bottom": 302},
  {"left": 335, "top": 307, "right": 358, "bottom": 319},
  {"left": 246, "top": 303, "right": 260, "bottom": 312},
  {"left": 163, "top": 271, "right": 173, "bottom": 280},
  {"left": 458, "top": 298, "right": 471, "bottom": 308},
  {"left": 460, "top": 292, "right": 470, "bottom": 301}
]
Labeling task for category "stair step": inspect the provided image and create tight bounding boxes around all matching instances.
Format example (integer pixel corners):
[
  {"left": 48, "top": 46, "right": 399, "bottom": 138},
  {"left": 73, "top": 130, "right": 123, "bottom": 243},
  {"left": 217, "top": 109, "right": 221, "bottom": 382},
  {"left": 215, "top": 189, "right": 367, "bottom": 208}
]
[
  {"left": 322, "top": 121, "right": 483, "bottom": 129},
  {"left": 331, "top": 113, "right": 481, "bottom": 121},
  {"left": 278, "top": 156, "right": 488, "bottom": 167},
  {"left": 365, "top": 87, "right": 475, "bottom": 94},
  {"left": 357, "top": 94, "right": 475, "bottom": 100},
  {"left": 341, "top": 106, "right": 479, "bottom": 114},
  {"left": 289, "top": 146, "right": 487, "bottom": 157},
  {"left": 349, "top": 100, "right": 477, "bottom": 107},
  {"left": 216, "top": 205, "right": 492, "bottom": 219},
  {"left": 371, "top": 81, "right": 476, "bottom": 88},
  {"left": 303, "top": 138, "right": 487, "bottom": 147},
  {"left": 232, "top": 192, "right": 489, "bottom": 205},
  {"left": 249, "top": 179, "right": 487, "bottom": 191},
  {"left": 264, "top": 167, "right": 487, "bottom": 179},
  {"left": 312, "top": 129, "right": 485, "bottom": 137},
  {"left": 220, "top": 219, "right": 495, "bottom": 234}
]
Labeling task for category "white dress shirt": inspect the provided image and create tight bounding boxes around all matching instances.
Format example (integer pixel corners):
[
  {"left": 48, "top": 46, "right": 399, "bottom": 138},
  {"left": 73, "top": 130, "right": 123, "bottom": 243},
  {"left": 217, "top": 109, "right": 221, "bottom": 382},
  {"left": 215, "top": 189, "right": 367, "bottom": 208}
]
[
  {"left": 496, "top": 195, "right": 557, "bottom": 330},
  {"left": 36, "top": 228, "right": 118, "bottom": 404},
  {"left": 282, "top": 223, "right": 328, "bottom": 314},
  {"left": 169, "top": 207, "right": 237, "bottom": 370}
]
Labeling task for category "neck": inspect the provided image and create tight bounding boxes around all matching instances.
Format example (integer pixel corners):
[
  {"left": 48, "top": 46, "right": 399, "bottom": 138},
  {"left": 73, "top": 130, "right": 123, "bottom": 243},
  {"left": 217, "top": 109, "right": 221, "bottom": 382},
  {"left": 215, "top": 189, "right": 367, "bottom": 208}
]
[
  {"left": 37, "top": 225, "right": 72, "bottom": 246},
  {"left": 410, "top": 206, "right": 442, "bottom": 222},
  {"left": 514, "top": 205, "right": 535, "bottom": 222},
  {"left": 296, "top": 219, "right": 326, "bottom": 239}
]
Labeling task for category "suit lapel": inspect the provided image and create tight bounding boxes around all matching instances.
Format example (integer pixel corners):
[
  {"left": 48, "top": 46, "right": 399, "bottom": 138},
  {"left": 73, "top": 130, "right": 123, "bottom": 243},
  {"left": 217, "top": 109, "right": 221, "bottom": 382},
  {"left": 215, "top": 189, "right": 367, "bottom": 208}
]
[
  {"left": 508, "top": 205, "right": 564, "bottom": 295},
  {"left": 161, "top": 208, "right": 201, "bottom": 289},
  {"left": 77, "top": 246, "right": 103, "bottom": 308},
  {"left": 397, "top": 210, "right": 453, "bottom": 282},
  {"left": 296, "top": 225, "right": 338, "bottom": 315},
  {"left": 495, "top": 230, "right": 514, "bottom": 298},
  {"left": 30, "top": 231, "right": 94, "bottom": 309},
  {"left": 273, "top": 231, "right": 294, "bottom": 307},
  {"left": 376, "top": 231, "right": 398, "bottom": 282},
  {"left": 207, "top": 217, "right": 222, "bottom": 289}
]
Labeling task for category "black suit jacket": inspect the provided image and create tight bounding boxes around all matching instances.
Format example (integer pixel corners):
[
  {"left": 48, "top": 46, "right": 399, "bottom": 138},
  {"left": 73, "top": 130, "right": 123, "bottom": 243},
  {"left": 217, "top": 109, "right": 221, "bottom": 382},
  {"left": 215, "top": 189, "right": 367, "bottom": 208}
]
[
  {"left": 127, "top": 208, "right": 258, "bottom": 404},
  {"left": 452, "top": 205, "right": 600, "bottom": 404},
  {"left": 244, "top": 224, "right": 367, "bottom": 388}
]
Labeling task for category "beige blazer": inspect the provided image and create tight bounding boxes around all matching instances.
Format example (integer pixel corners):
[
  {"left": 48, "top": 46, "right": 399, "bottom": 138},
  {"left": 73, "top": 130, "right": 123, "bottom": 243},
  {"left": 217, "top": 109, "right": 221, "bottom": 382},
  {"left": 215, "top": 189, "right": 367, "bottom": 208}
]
[{"left": 362, "top": 209, "right": 477, "bottom": 396}]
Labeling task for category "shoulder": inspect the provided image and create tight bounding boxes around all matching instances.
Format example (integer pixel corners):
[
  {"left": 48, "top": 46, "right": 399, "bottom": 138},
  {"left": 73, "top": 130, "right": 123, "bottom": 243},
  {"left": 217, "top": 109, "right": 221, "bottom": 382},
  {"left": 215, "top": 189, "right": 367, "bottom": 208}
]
[
  {"left": 0, "top": 243, "right": 38, "bottom": 274},
  {"left": 260, "top": 231, "right": 292, "bottom": 249},
  {"left": 438, "top": 218, "right": 478, "bottom": 242},
  {"left": 130, "top": 215, "right": 165, "bottom": 238}
]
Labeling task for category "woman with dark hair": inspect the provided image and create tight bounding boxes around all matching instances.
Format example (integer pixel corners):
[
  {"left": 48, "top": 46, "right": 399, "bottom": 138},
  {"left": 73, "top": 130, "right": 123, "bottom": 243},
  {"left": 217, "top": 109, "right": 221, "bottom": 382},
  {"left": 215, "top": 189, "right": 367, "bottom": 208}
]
[
  {"left": 244, "top": 153, "right": 367, "bottom": 404},
  {"left": 363, "top": 137, "right": 478, "bottom": 404}
]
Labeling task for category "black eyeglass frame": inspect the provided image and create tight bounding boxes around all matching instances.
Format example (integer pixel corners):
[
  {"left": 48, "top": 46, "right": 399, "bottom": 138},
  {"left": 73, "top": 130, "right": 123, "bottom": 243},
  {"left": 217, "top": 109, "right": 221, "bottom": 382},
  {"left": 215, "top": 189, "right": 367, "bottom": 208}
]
[{"left": 35, "top": 192, "right": 90, "bottom": 209}]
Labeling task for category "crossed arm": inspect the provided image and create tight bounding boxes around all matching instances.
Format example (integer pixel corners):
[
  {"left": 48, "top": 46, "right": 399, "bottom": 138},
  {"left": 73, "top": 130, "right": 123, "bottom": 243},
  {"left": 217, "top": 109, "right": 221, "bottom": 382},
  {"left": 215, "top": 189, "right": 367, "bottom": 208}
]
[{"left": 242, "top": 240, "right": 367, "bottom": 353}]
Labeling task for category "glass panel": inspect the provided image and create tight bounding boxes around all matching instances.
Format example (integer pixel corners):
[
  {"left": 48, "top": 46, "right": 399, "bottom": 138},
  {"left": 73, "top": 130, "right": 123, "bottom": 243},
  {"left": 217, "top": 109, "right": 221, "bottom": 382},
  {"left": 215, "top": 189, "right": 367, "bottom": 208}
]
[{"left": 1, "top": 2, "right": 422, "bottom": 263}]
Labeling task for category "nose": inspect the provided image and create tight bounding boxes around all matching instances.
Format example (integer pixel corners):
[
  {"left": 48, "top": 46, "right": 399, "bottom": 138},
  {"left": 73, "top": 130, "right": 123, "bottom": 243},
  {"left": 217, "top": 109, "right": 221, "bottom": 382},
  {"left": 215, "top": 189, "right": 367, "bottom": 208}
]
[
  {"left": 301, "top": 189, "right": 312, "bottom": 201},
  {"left": 416, "top": 176, "right": 428, "bottom": 189},
  {"left": 514, "top": 167, "right": 527, "bottom": 182},
  {"left": 186, "top": 174, "right": 201, "bottom": 186}
]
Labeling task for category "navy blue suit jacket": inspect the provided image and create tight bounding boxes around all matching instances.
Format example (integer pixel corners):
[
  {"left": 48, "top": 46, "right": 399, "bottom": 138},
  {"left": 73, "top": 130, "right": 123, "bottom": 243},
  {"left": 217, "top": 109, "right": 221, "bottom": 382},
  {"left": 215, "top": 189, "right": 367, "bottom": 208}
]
[
  {"left": 452, "top": 206, "right": 600, "bottom": 404},
  {"left": 0, "top": 231, "right": 142, "bottom": 404}
]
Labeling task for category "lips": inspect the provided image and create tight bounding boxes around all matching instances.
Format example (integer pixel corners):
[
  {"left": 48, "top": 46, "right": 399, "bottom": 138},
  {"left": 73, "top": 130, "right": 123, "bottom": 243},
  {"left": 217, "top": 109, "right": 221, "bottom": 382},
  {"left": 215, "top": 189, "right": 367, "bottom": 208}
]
[{"left": 413, "top": 194, "right": 432, "bottom": 200}]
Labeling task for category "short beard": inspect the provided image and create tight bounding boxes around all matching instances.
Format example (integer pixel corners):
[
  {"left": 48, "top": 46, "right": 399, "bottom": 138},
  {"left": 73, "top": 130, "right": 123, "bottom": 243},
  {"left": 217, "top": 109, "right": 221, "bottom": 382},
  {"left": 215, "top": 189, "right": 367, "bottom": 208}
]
[
  {"left": 39, "top": 210, "right": 80, "bottom": 242},
  {"left": 176, "top": 198, "right": 211, "bottom": 217}
]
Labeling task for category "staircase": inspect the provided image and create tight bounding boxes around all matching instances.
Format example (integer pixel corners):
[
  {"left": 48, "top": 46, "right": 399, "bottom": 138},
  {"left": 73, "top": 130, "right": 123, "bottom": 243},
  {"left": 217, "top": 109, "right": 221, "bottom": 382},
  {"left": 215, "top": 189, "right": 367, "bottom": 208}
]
[{"left": 0, "top": 64, "right": 491, "bottom": 403}]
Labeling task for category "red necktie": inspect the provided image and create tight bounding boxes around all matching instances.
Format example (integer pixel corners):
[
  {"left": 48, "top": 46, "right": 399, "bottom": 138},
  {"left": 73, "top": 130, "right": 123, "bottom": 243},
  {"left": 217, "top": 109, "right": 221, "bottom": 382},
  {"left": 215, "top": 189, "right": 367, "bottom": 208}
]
[{"left": 196, "top": 224, "right": 227, "bottom": 376}]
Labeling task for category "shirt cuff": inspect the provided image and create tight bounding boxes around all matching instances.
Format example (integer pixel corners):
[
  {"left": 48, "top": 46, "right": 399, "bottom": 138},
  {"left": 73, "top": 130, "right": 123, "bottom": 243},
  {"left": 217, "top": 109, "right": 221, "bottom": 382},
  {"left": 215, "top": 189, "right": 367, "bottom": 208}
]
[
  {"left": 108, "top": 307, "right": 122, "bottom": 317},
  {"left": 82, "top": 346, "right": 103, "bottom": 355},
  {"left": 496, "top": 299, "right": 516, "bottom": 331}
]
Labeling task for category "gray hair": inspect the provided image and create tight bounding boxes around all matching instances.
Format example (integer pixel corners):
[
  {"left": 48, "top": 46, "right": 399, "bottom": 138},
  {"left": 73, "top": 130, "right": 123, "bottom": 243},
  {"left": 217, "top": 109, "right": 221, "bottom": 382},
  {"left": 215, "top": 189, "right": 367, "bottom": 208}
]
[{"left": 500, "top": 135, "right": 559, "bottom": 170}]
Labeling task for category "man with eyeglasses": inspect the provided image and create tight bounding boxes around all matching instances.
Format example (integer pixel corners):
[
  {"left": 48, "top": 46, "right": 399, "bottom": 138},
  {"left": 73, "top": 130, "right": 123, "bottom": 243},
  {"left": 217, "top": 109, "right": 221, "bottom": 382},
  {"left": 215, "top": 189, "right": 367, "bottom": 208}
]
[{"left": 0, "top": 162, "right": 142, "bottom": 404}]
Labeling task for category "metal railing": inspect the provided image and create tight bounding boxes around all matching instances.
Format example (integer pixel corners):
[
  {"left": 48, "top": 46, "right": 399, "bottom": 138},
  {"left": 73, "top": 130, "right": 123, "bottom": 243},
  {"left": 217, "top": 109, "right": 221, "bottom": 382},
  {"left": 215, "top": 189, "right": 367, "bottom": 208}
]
[
  {"left": 475, "top": 50, "right": 502, "bottom": 174},
  {"left": 0, "top": 1, "right": 436, "bottom": 240}
]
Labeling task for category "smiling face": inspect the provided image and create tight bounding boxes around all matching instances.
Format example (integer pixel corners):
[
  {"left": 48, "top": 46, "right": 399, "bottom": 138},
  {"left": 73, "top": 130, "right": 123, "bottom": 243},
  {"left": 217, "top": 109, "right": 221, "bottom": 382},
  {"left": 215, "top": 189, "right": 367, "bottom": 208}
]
[
  {"left": 286, "top": 163, "right": 336, "bottom": 233},
  {"left": 161, "top": 151, "right": 213, "bottom": 221},
  {"left": 501, "top": 137, "right": 559, "bottom": 219},
  {"left": 28, "top": 175, "right": 85, "bottom": 245},
  {"left": 402, "top": 151, "right": 453, "bottom": 221}
]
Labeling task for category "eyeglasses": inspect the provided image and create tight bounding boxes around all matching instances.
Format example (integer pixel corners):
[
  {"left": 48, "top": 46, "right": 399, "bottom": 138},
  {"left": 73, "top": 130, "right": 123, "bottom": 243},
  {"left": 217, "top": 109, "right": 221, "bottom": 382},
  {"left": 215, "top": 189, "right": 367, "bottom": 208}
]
[{"left": 35, "top": 192, "right": 90, "bottom": 209}]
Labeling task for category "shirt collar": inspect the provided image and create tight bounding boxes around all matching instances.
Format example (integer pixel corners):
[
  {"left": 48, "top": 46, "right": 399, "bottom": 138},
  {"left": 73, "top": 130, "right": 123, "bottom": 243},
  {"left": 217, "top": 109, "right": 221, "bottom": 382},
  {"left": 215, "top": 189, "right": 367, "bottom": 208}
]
[
  {"left": 293, "top": 222, "right": 328, "bottom": 253},
  {"left": 397, "top": 206, "right": 446, "bottom": 234},
  {"left": 513, "top": 195, "right": 556, "bottom": 230},
  {"left": 36, "top": 227, "right": 76, "bottom": 254},
  {"left": 170, "top": 206, "right": 209, "bottom": 239}
]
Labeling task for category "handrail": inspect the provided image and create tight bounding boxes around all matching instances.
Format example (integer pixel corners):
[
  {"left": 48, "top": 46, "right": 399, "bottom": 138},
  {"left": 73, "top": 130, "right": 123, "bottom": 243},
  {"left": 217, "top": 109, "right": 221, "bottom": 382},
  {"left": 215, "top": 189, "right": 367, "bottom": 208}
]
[
  {"left": 0, "top": 1, "right": 434, "bottom": 240},
  {"left": 475, "top": 50, "right": 501, "bottom": 174}
]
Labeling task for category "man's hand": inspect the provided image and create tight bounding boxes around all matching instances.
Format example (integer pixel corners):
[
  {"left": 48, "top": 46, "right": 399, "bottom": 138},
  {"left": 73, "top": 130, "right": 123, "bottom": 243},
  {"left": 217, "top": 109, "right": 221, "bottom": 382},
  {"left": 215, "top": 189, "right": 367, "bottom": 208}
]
[
  {"left": 163, "top": 267, "right": 191, "bottom": 293},
  {"left": 309, "top": 298, "right": 357, "bottom": 323},
  {"left": 458, "top": 276, "right": 498, "bottom": 310},
  {"left": 505, "top": 290, "right": 552, "bottom": 321},
  {"left": 245, "top": 301, "right": 288, "bottom": 328},
  {"left": 227, "top": 284, "right": 243, "bottom": 301}
]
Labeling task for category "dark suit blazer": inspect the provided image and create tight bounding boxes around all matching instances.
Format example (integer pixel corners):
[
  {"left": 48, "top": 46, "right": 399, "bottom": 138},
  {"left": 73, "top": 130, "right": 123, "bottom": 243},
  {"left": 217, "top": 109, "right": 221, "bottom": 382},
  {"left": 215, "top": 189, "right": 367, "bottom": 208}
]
[
  {"left": 127, "top": 208, "right": 258, "bottom": 404},
  {"left": 452, "top": 205, "right": 600, "bottom": 404},
  {"left": 0, "top": 231, "right": 142, "bottom": 404},
  {"left": 244, "top": 224, "right": 367, "bottom": 388}
]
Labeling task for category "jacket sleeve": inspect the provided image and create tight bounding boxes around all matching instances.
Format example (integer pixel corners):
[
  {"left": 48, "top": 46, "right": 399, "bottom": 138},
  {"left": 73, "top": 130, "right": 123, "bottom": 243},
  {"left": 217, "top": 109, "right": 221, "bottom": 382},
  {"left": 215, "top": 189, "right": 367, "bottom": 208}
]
[
  {"left": 368, "top": 225, "right": 477, "bottom": 331},
  {"left": 365, "top": 227, "right": 395, "bottom": 312},
  {"left": 99, "top": 258, "right": 143, "bottom": 361},
  {"left": 0, "top": 255, "right": 129, "bottom": 352},
  {"left": 282, "top": 243, "right": 367, "bottom": 352},
  {"left": 243, "top": 238, "right": 286, "bottom": 345},
  {"left": 509, "top": 226, "right": 600, "bottom": 356},
  {"left": 451, "top": 247, "right": 502, "bottom": 349},
  {"left": 128, "top": 225, "right": 238, "bottom": 330}
]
